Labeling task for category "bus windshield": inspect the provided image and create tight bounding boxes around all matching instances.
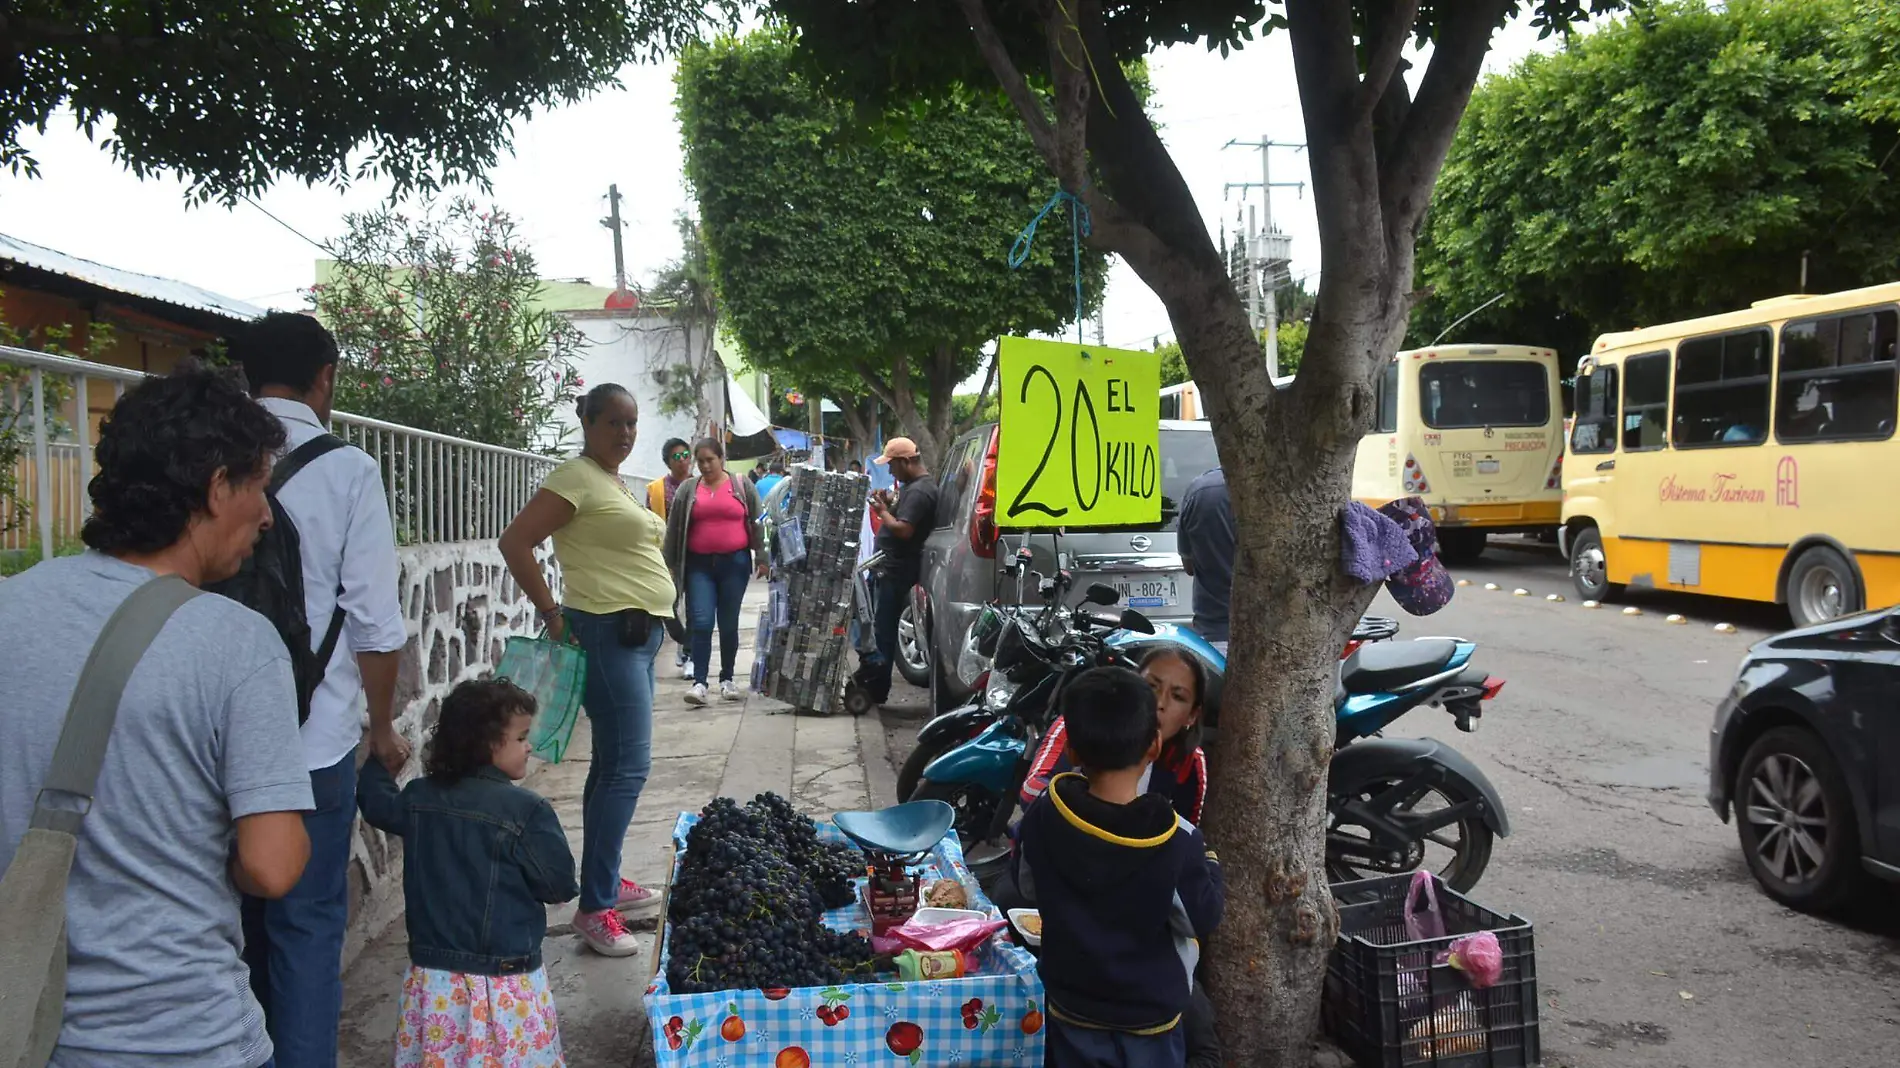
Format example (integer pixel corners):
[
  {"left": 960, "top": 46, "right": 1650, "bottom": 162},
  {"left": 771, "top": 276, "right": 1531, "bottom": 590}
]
[{"left": 1419, "top": 361, "right": 1550, "bottom": 429}]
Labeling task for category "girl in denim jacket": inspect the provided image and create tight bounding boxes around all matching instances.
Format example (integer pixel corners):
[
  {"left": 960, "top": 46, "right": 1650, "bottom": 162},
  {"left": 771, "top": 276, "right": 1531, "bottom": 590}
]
[{"left": 359, "top": 679, "right": 579, "bottom": 1067}]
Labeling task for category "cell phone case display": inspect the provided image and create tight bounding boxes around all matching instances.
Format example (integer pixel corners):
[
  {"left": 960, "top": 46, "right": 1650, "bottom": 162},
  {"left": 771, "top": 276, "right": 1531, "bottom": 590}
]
[{"left": 754, "top": 467, "right": 870, "bottom": 713}]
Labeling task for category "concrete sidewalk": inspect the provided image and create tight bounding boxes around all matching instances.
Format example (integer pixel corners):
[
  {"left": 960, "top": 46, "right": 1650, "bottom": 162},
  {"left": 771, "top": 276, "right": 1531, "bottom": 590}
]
[{"left": 337, "top": 585, "right": 899, "bottom": 1066}]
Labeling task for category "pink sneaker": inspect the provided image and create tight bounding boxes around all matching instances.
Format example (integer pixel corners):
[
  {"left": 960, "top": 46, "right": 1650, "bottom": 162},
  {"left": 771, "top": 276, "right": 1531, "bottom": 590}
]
[
  {"left": 615, "top": 878, "right": 661, "bottom": 914},
  {"left": 574, "top": 908, "right": 640, "bottom": 957}
]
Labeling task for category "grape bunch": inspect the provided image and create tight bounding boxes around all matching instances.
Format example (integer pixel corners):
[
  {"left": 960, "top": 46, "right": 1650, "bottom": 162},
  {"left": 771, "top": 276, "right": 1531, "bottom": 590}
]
[{"left": 665, "top": 794, "right": 875, "bottom": 994}]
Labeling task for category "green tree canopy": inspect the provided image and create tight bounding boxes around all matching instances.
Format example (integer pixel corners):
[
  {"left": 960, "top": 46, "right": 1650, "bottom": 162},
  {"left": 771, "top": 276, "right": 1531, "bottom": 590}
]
[
  {"left": 760, "top": 3, "right": 1630, "bottom": 1063},
  {"left": 1, "top": 0, "right": 717, "bottom": 202},
  {"left": 311, "top": 199, "right": 581, "bottom": 453},
  {"left": 675, "top": 29, "right": 1107, "bottom": 464},
  {"left": 1412, "top": 0, "right": 1900, "bottom": 364}
]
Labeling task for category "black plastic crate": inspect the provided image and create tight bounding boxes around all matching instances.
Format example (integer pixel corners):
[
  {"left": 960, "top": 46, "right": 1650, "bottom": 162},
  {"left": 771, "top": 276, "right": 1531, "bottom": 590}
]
[{"left": 1323, "top": 875, "right": 1540, "bottom": 1068}]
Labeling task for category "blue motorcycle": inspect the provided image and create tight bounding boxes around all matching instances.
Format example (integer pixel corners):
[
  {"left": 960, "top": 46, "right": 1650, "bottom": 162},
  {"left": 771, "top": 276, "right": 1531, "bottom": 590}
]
[{"left": 902, "top": 586, "right": 1511, "bottom": 892}]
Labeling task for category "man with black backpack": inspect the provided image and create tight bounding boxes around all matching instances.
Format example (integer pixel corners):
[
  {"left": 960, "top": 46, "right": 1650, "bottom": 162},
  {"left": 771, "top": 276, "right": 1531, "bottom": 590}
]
[{"left": 221, "top": 312, "right": 408, "bottom": 1068}]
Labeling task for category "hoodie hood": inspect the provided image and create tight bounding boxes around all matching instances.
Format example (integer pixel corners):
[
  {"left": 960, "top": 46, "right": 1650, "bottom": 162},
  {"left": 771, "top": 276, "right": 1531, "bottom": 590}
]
[{"left": 1038, "top": 773, "right": 1180, "bottom": 889}]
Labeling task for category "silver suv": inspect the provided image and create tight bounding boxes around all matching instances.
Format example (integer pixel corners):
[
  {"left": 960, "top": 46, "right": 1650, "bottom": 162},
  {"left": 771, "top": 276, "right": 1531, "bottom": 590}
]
[{"left": 913, "top": 419, "right": 1219, "bottom": 710}]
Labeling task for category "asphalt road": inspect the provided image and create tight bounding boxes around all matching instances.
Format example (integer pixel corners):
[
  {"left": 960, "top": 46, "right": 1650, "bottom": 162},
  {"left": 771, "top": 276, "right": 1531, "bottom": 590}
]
[{"left": 880, "top": 535, "right": 1900, "bottom": 1068}]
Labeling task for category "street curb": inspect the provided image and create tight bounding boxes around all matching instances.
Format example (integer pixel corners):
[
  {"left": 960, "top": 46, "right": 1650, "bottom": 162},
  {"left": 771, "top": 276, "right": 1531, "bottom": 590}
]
[{"left": 858, "top": 706, "right": 901, "bottom": 807}]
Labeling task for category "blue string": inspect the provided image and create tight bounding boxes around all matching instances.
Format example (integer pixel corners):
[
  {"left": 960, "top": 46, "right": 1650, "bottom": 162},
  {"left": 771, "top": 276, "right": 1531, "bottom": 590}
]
[{"left": 1010, "top": 188, "right": 1093, "bottom": 348}]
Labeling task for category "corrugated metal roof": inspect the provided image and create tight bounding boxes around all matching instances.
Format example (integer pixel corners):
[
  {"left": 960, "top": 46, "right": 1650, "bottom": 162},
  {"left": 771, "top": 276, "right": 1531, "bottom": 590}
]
[{"left": 0, "top": 232, "right": 264, "bottom": 323}]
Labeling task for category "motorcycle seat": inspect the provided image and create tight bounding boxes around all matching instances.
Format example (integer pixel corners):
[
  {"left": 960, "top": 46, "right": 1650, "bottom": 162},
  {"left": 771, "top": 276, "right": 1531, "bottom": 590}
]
[
  {"left": 1339, "top": 639, "right": 1460, "bottom": 694},
  {"left": 833, "top": 800, "right": 957, "bottom": 856}
]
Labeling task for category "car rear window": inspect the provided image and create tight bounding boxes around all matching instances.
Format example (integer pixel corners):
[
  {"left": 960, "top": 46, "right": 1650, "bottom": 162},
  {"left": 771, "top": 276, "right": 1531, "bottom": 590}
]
[
  {"left": 1419, "top": 360, "right": 1550, "bottom": 429},
  {"left": 1151, "top": 428, "right": 1219, "bottom": 532}
]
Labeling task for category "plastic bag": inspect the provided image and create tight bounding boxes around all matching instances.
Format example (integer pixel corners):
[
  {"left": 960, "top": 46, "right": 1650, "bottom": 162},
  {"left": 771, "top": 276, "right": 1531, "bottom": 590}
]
[
  {"left": 1437, "top": 931, "right": 1503, "bottom": 989},
  {"left": 1403, "top": 870, "right": 1447, "bottom": 943},
  {"left": 496, "top": 634, "right": 587, "bottom": 762},
  {"left": 886, "top": 917, "right": 1009, "bottom": 954}
]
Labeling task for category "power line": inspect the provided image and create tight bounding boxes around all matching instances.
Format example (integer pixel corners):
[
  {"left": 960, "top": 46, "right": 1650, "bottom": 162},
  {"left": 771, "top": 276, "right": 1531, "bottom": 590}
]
[{"left": 241, "top": 196, "right": 334, "bottom": 256}]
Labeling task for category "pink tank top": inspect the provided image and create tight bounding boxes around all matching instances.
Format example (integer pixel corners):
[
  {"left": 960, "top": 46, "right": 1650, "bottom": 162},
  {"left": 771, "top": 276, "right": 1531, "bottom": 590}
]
[{"left": 687, "top": 478, "right": 751, "bottom": 554}]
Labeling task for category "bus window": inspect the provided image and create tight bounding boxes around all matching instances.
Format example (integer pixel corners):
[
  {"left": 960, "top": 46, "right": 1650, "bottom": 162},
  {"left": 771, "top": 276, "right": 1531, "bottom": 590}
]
[
  {"left": 1622, "top": 351, "right": 1669, "bottom": 451},
  {"left": 1374, "top": 360, "right": 1399, "bottom": 433},
  {"left": 1418, "top": 361, "right": 1548, "bottom": 429},
  {"left": 1159, "top": 392, "right": 1182, "bottom": 421},
  {"left": 1571, "top": 365, "right": 1619, "bottom": 454},
  {"left": 1673, "top": 328, "right": 1771, "bottom": 447},
  {"left": 1777, "top": 309, "right": 1899, "bottom": 443}
]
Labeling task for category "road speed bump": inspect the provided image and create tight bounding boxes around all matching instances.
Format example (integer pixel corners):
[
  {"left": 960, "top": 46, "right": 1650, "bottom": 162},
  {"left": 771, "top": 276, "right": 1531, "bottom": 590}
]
[
  {"left": 1582, "top": 600, "right": 1601, "bottom": 609},
  {"left": 1512, "top": 588, "right": 1531, "bottom": 596},
  {"left": 1666, "top": 614, "right": 1688, "bottom": 625},
  {"left": 1714, "top": 623, "right": 1739, "bottom": 634},
  {"left": 1546, "top": 594, "right": 1566, "bottom": 602},
  {"left": 1622, "top": 606, "right": 1643, "bottom": 616},
  {"left": 1484, "top": 583, "right": 1501, "bottom": 591},
  {"left": 1456, "top": 579, "right": 1472, "bottom": 587}
]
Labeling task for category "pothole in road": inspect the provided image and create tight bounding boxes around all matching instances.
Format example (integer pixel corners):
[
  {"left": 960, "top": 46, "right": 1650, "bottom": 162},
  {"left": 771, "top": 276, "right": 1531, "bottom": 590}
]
[{"left": 1562, "top": 1019, "right": 1673, "bottom": 1050}]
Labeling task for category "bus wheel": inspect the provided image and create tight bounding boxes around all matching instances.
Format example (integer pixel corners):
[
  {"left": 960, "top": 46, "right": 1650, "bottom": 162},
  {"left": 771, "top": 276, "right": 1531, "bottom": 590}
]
[
  {"left": 1438, "top": 528, "right": 1488, "bottom": 565},
  {"left": 1787, "top": 546, "right": 1862, "bottom": 629},
  {"left": 1568, "top": 526, "right": 1624, "bottom": 603}
]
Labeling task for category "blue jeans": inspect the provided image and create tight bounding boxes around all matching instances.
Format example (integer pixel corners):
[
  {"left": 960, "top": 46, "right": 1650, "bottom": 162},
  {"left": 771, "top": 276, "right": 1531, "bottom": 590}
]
[
  {"left": 685, "top": 549, "right": 751, "bottom": 686},
  {"left": 860, "top": 567, "right": 914, "bottom": 699},
  {"left": 242, "top": 747, "right": 356, "bottom": 1068},
  {"left": 565, "top": 608, "right": 661, "bottom": 912}
]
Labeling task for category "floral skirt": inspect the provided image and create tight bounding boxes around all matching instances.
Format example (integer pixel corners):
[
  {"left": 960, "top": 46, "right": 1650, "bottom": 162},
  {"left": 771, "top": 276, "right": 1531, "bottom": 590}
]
[{"left": 394, "top": 964, "right": 565, "bottom": 1068}]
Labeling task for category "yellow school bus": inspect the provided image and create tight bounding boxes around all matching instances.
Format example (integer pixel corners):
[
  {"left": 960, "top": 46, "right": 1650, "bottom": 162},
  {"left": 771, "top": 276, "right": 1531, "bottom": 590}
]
[
  {"left": 1561, "top": 282, "right": 1900, "bottom": 627},
  {"left": 1159, "top": 381, "right": 1205, "bottom": 421},
  {"left": 1352, "top": 345, "right": 1566, "bottom": 563}
]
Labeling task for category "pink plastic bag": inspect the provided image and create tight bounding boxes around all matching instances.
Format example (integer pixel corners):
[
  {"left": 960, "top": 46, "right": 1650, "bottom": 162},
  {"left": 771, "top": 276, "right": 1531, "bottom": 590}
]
[
  {"left": 887, "top": 917, "right": 1009, "bottom": 954},
  {"left": 1403, "top": 870, "right": 1447, "bottom": 943},
  {"left": 1437, "top": 931, "right": 1503, "bottom": 988}
]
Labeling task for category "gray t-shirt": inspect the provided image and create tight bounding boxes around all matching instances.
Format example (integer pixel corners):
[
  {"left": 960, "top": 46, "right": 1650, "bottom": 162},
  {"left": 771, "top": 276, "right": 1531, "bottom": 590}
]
[
  {"left": 0, "top": 552, "right": 313, "bottom": 1068},
  {"left": 1176, "top": 467, "right": 1235, "bottom": 643}
]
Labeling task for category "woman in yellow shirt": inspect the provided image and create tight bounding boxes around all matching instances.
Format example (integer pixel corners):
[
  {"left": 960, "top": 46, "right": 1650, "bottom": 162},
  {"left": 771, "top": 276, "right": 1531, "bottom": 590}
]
[{"left": 499, "top": 383, "right": 674, "bottom": 959}]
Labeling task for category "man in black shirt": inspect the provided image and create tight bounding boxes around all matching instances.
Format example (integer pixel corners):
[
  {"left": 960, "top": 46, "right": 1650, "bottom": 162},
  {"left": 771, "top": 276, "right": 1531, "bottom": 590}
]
[{"left": 861, "top": 436, "right": 938, "bottom": 702}]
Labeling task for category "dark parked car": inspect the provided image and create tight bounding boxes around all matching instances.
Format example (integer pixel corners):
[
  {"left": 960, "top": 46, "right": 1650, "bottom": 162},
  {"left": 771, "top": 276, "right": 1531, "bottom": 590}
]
[{"left": 1708, "top": 607, "right": 1900, "bottom": 911}]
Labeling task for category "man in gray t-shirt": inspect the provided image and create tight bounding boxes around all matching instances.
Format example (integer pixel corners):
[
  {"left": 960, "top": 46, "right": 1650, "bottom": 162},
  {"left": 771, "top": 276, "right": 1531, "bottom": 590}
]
[
  {"left": 0, "top": 367, "right": 313, "bottom": 1068},
  {"left": 1177, "top": 466, "right": 1236, "bottom": 647}
]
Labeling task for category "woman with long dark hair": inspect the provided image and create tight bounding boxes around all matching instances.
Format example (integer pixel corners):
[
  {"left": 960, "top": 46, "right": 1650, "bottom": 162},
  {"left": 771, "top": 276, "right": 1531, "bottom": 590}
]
[
  {"left": 661, "top": 437, "right": 767, "bottom": 705},
  {"left": 499, "top": 384, "right": 674, "bottom": 958}
]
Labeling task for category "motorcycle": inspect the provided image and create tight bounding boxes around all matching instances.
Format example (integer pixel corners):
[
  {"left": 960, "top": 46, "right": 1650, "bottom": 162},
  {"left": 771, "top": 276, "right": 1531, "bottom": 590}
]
[{"left": 902, "top": 569, "right": 1510, "bottom": 892}]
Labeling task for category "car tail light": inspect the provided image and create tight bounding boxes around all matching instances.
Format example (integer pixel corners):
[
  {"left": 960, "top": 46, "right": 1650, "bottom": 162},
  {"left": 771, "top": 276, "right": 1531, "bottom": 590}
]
[
  {"left": 1402, "top": 453, "right": 1432, "bottom": 494},
  {"left": 1481, "top": 677, "right": 1506, "bottom": 700},
  {"left": 1545, "top": 452, "right": 1563, "bottom": 491},
  {"left": 970, "top": 427, "right": 1000, "bottom": 558}
]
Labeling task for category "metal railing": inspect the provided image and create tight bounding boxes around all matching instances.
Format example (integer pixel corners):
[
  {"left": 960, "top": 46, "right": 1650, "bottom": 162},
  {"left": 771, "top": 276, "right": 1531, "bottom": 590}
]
[{"left": 1, "top": 345, "right": 557, "bottom": 563}]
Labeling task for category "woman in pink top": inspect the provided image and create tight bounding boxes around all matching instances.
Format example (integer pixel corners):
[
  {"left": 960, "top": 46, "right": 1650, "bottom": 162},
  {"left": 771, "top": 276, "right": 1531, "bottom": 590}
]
[{"left": 661, "top": 438, "right": 766, "bottom": 705}]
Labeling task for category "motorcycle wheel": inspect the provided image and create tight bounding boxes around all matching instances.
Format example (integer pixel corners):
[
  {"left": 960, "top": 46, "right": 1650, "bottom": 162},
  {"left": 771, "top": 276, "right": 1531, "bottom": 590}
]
[
  {"left": 909, "top": 778, "right": 1005, "bottom": 849},
  {"left": 1326, "top": 775, "right": 1495, "bottom": 893}
]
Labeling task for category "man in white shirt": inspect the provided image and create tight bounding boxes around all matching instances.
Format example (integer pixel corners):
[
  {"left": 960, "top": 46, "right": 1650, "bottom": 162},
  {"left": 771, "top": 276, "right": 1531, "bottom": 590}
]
[{"left": 231, "top": 312, "right": 409, "bottom": 1068}]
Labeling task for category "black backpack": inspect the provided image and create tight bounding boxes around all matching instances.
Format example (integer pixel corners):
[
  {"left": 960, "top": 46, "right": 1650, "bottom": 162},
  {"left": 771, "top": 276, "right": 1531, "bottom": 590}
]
[{"left": 206, "top": 434, "right": 349, "bottom": 724}]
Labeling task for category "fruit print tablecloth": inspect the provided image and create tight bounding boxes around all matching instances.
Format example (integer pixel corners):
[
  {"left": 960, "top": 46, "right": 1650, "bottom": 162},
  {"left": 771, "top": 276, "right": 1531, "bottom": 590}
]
[{"left": 645, "top": 811, "right": 1046, "bottom": 1067}]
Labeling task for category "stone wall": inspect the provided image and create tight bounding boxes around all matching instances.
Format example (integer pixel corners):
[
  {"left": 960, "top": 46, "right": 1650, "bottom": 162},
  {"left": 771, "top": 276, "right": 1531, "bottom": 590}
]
[{"left": 342, "top": 540, "right": 558, "bottom": 968}]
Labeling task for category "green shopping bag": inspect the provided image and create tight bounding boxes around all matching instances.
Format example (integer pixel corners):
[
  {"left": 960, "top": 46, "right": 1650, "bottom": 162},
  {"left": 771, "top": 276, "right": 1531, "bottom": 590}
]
[{"left": 497, "top": 633, "right": 587, "bottom": 762}]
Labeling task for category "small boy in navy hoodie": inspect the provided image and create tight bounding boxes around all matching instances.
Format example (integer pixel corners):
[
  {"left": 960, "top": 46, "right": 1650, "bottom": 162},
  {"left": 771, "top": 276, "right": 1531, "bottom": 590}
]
[{"left": 1014, "top": 666, "right": 1225, "bottom": 1067}]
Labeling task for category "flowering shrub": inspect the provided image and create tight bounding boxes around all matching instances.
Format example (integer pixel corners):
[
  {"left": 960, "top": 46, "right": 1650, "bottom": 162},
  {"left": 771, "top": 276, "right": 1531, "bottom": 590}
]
[{"left": 311, "top": 199, "right": 582, "bottom": 453}]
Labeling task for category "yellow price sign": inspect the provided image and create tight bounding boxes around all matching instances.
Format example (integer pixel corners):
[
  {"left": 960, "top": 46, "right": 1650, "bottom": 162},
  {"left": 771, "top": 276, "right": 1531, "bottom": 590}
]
[{"left": 996, "top": 336, "right": 1161, "bottom": 529}]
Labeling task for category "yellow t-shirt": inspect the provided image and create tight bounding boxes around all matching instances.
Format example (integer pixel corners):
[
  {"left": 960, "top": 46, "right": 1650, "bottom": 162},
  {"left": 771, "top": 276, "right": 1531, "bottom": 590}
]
[{"left": 539, "top": 457, "right": 676, "bottom": 617}]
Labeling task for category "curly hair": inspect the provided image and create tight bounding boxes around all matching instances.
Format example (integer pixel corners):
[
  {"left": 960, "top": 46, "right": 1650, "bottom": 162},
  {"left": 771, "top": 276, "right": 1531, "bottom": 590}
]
[
  {"left": 424, "top": 678, "right": 538, "bottom": 783},
  {"left": 81, "top": 363, "right": 287, "bottom": 555}
]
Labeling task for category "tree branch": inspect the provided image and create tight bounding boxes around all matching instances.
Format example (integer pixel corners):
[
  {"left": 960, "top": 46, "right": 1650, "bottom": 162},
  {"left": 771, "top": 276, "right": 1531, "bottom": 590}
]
[
  {"left": 1354, "top": 0, "right": 1421, "bottom": 123},
  {"left": 956, "top": 0, "right": 1061, "bottom": 173},
  {"left": 957, "top": 352, "right": 999, "bottom": 436},
  {"left": 1041, "top": 0, "right": 1096, "bottom": 193},
  {"left": 853, "top": 359, "right": 901, "bottom": 413},
  {"left": 1380, "top": 0, "right": 1513, "bottom": 240}
]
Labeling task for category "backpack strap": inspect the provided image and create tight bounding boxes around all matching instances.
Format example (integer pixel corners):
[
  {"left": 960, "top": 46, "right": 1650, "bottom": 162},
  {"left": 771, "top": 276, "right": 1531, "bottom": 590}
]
[
  {"left": 270, "top": 433, "right": 347, "bottom": 493},
  {"left": 30, "top": 575, "right": 202, "bottom": 836}
]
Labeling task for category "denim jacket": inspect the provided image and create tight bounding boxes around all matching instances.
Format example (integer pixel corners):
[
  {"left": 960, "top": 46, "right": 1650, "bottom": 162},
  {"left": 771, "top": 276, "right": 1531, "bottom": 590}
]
[{"left": 358, "top": 760, "right": 578, "bottom": 975}]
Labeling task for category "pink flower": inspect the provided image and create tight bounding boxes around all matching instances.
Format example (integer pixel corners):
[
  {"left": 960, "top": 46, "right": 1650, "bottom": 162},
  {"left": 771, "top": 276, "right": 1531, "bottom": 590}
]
[
  {"left": 572, "top": 377, "right": 584, "bottom": 388},
  {"left": 382, "top": 376, "right": 394, "bottom": 386}
]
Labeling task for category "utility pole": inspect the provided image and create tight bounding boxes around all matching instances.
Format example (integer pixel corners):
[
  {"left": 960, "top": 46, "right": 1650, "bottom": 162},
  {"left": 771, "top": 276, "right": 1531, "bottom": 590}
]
[
  {"left": 1223, "top": 138, "right": 1304, "bottom": 379},
  {"left": 601, "top": 185, "right": 628, "bottom": 293}
]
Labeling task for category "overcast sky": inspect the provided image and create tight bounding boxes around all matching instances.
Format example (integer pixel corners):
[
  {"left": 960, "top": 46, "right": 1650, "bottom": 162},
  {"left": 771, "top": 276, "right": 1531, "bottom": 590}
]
[{"left": 0, "top": 17, "right": 1554, "bottom": 363}]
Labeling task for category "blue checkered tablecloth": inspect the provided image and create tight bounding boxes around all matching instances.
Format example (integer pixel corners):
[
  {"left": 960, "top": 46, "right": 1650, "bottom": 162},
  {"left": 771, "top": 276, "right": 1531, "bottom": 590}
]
[{"left": 646, "top": 812, "right": 1046, "bottom": 1066}]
